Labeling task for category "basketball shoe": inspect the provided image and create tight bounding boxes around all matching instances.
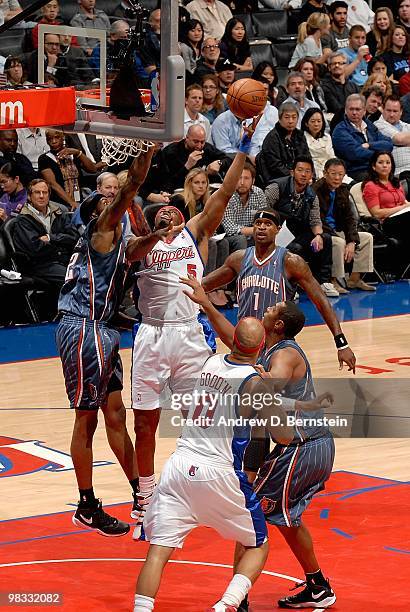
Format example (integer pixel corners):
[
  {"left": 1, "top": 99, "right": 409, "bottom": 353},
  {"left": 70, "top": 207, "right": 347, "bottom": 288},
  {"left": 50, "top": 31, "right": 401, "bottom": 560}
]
[
  {"left": 73, "top": 500, "right": 130, "bottom": 536},
  {"left": 131, "top": 490, "right": 154, "bottom": 540},
  {"left": 278, "top": 579, "right": 336, "bottom": 608},
  {"left": 237, "top": 596, "right": 249, "bottom": 611}
]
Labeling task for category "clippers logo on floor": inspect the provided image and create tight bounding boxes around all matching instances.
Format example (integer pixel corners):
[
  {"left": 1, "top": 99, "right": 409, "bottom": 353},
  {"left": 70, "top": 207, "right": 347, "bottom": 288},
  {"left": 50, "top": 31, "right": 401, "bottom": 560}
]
[{"left": 0, "top": 435, "right": 112, "bottom": 478}]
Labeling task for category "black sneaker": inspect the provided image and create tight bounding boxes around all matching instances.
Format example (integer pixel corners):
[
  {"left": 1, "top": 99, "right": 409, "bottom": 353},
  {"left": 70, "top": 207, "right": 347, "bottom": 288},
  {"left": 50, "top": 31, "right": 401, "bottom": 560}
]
[
  {"left": 130, "top": 490, "right": 153, "bottom": 520},
  {"left": 278, "top": 580, "right": 336, "bottom": 608},
  {"left": 72, "top": 500, "right": 130, "bottom": 537},
  {"left": 237, "top": 595, "right": 249, "bottom": 611}
]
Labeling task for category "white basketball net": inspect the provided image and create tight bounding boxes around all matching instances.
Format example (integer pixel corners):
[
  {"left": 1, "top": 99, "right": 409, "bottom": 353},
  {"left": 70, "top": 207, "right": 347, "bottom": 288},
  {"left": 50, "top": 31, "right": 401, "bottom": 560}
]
[{"left": 101, "top": 136, "right": 154, "bottom": 165}]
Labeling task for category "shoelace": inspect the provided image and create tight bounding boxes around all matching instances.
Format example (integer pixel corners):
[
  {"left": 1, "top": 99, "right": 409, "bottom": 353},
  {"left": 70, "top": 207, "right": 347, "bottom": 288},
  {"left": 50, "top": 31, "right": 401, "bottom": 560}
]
[{"left": 289, "top": 581, "right": 307, "bottom": 592}]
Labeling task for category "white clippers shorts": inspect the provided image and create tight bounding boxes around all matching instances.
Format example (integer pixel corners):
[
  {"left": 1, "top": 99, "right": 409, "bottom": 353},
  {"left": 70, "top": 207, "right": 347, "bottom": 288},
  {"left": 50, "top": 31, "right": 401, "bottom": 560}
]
[
  {"left": 143, "top": 453, "right": 268, "bottom": 549},
  {"left": 132, "top": 320, "right": 213, "bottom": 410}
]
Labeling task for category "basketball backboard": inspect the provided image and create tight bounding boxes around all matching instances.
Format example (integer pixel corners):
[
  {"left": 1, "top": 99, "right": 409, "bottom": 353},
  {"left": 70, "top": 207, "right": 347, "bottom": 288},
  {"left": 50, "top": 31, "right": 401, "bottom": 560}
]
[{"left": 36, "top": 1, "right": 185, "bottom": 142}]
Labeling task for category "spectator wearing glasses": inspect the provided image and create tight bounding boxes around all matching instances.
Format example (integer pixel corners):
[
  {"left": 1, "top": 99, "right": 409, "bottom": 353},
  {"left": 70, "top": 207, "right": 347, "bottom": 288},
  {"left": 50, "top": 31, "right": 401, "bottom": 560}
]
[
  {"left": 4, "top": 56, "right": 31, "bottom": 86},
  {"left": 186, "top": 0, "right": 233, "bottom": 40},
  {"left": 25, "top": 32, "right": 69, "bottom": 86},
  {"left": 32, "top": 0, "right": 65, "bottom": 49},
  {"left": 201, "top": 74, "right": 228, "bottom": 124},
  {"left": 194, "top": 37, "right": 221, "bottom": 80},
  {"left": 321, "top": 51, "right": 359, "bottom": 114}
]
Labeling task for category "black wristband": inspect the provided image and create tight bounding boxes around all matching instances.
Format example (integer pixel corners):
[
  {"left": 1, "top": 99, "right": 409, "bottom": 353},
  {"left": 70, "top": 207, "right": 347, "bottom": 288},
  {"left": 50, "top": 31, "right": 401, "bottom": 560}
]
[{"left": 334, "top": 333, "right": 349, "bottom": 350}]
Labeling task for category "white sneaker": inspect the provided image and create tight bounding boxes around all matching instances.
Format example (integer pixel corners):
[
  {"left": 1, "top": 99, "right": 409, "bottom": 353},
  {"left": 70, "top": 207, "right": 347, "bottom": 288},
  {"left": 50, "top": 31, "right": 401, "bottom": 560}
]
[{"left": 321, "top": 282, "right": 339, "bottom": 297}]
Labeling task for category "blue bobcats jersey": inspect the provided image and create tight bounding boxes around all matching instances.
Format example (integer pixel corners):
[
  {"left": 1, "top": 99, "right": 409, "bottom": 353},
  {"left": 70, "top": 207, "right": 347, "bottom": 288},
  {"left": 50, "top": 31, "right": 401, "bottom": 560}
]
[
  {"left": 58, "top": 219, "right": 127, "bottom": 322},
  {"left": 237, "top": 246, "right": 296, "bottom": 319},
  {"left": 260, "top": 339, "right": 328, "bottom": 442}
]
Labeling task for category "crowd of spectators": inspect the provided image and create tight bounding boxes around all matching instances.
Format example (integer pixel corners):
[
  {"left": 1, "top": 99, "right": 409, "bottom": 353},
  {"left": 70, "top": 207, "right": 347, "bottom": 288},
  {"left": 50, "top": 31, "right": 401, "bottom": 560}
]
[{"left": 1, "top": 0, "right": 410, "bottom": 323}]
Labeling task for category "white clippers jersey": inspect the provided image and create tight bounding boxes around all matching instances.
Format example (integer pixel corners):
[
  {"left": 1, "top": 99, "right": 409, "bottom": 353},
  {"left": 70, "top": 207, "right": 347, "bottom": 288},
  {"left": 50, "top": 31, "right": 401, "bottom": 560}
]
[
  {"left": 136, "top": 228, "right": 204, "bottom": 324},
  {"left": 176, "top": 354, "right": 258, "bottom": 470}
]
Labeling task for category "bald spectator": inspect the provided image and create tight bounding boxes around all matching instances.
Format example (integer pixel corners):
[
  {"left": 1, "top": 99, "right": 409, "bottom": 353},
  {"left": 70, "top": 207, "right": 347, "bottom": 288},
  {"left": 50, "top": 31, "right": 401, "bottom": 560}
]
[
  {"left": 193, "top": 37, "right": 221, "bottom": 81},
  {"left": 70, "top": 0, "right": 110, "bottom": 56},
  {"left": 160, "top": 125, "right": 231, "bottom": 191},
  {"left": 184, "top": 85, "right": 212, "bottom": 142},
  {"left": 186, "top": 0, "right": 232, "bottom": 40}
]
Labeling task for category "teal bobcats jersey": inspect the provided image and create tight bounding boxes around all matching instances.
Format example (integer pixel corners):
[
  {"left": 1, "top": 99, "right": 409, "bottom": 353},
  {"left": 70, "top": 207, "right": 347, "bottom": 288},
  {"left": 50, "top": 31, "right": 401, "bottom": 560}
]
[
  {"left": 58, "top": 220, "right": 127, "bottom": 322},
  {"left": 237, "top": 246, "right": 296, "bottom": 319}
]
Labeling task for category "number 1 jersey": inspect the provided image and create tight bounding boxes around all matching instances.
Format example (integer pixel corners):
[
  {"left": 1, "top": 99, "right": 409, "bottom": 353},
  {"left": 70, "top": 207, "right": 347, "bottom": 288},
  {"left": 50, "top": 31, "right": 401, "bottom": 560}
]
[{"left": 135, "top": 227, "right": 204, "bottom": 324}]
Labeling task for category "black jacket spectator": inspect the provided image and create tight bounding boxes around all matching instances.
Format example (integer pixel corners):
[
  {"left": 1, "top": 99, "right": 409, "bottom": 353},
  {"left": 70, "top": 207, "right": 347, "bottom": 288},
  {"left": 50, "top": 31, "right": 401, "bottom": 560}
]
[
  {"left": 255, "top": 122, "right": 311, "bottom": 188},
  {"left": 321, "top": 72, "right": 359, "bottom": 114}
]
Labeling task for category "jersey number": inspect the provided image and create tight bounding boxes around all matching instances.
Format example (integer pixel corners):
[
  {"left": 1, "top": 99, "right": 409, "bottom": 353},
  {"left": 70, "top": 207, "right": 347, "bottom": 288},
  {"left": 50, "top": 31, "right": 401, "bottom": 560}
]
[
  {"left": 65, "top": 252, "right": 80, "bottom": 282},
  {"left": 187, "top": 264, "right": 197, "bottom": 278},
  {"left": 253, "top": 292, "right": 260, "bottom": 311},
  {"left": 192, "top": 392, "right": 215, "bottom": 429}
]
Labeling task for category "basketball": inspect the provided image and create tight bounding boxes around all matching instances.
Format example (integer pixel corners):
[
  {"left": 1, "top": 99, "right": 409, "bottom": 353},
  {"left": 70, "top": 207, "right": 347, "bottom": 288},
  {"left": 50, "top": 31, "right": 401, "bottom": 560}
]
[{"left": 226, "top": 79, "right": 267, "bottom": 120}]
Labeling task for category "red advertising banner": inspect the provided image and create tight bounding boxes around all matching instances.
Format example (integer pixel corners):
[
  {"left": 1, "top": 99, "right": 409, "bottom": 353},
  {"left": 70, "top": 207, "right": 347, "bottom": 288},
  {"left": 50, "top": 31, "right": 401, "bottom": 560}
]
[{"left": 0, "top": 87, "right": 76, "bottom": 129}]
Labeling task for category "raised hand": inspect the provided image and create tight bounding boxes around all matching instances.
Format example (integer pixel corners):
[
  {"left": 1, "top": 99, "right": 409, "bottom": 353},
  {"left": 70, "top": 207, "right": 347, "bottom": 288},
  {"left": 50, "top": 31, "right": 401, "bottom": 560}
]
[{"left": 180, "top": 274, "right": 209, "bottom": 306}]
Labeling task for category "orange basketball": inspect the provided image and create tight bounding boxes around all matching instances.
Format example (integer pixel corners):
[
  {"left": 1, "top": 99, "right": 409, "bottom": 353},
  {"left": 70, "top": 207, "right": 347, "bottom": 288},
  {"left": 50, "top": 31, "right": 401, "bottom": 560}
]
[{"left": 226, "top": 79, "right": 267, "bottom": 120}]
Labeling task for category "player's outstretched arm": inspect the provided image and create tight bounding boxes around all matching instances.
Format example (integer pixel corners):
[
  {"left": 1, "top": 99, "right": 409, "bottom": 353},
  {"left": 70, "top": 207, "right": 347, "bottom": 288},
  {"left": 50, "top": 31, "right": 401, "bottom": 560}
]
[
  {"left": 285, "top": 252, "right": 356, "bottom": 373},
  {"left": 180, "top": 274, "right": 235, "bottom": 348},
  {"left": 98, "top": 147, "right": 155, "bottom": 234},
  {"left": 201, "top": 249, "right": 244, "bottom": 292},
  {"left": 188, "top": 118, "right": 259, "bottom": 240}
]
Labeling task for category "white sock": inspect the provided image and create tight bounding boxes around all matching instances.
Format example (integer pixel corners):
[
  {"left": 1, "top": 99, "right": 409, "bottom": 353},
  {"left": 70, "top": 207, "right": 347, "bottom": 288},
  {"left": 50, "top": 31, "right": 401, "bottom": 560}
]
[
  {"left": 139, "top": 475, "right": 156, "bottom": 497},
  {"left": 134, "top": 594, "right": 154, "bottom": 611},
  {"left": 220, "top": 574, "right": 252, "bottom": 608}
]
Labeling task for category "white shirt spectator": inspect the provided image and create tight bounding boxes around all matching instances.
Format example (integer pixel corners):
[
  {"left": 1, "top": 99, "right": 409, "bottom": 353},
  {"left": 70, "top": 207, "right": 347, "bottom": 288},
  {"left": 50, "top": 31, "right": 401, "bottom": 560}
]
[
  {"left": 16, "top": 128, "right": 49, "bottom": 172},
  {"left": 248, "top": 102, "right": 278, "bottom": 157},
  {"left": 186, "top": 0, "right": 232, "bottom": 40},
  {"left": 374, "top": 115, "right": 410, "bottom": 176},
  {"left": 339, "top": 0, "right": 374, "bottom": 34},
  {"left": 184, "top": 108, "right": 212, "bottom": 143}
]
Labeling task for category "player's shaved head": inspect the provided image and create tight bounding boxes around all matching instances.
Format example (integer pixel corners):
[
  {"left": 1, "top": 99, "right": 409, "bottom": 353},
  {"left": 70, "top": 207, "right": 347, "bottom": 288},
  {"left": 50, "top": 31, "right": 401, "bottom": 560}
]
[{"left": 233, "top": 317, "right": 266, "bottom": 356}]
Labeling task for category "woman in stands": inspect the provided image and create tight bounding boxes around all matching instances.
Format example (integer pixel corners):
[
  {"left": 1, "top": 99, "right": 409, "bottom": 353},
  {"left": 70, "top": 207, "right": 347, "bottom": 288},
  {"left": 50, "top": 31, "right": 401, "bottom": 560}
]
[
  {"left": 220, "top": 17, "right": 252, "bottom": 71},
  {"left": 289, "top": 12, "right": 332, "bottom": 69},
  {"left": 0, "top": 162, "right": 27, "bottom": 222},
  {"left": 294, "top": 57, "right": 327, "bottom": 111},
  {"left": 252, "top": 61, "right": 279, "bottom": 105},
  {"left": 379, "top": 24, "right": 410, "bottom": 84},
  {"left": 171, "top": 168, "right": 230, "bottom": 306},
  {"left": 179, "top": 18, "right": 204, "bottom": 76},
  {"left": 362, "top": 151, "right": 410, "bottom": 240},
  {"left": 301, "top": 108, "right": 336, "bottom": 179},
  {"left": 4, "top": 56, "right": 31, "bottom": 86},
  {"left": 361, "top": 72, "right": 393, "bottom": 99},
  {"left": 366, "top": 7, "right": 395, "bottom": 57},
  {"left": 200, "top": 74, "right": 228, "bottom": 123}
]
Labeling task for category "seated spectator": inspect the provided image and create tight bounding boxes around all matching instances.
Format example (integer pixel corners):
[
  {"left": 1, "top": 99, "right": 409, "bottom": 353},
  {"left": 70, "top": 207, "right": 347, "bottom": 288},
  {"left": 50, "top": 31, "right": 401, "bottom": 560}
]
[
  {"left": 301, "top": 107, "right": 336, "bottom": 178},
  {"left": 219, "top": 17, "right": 252, "bottom": 72},
  {"left": 201, "top": 74, "right": 228, "bottom": 124},
  {"left": 25, "top": 32, "right": 69, "bottom": 86},
  {"left": 171, "top": 168, "right": 230, "bottom": 305},
  {"left": 374, "top": 95, "right": 410, "bottom": 180},
  {"left": 70, "top": 0, "right": 110, "bottom": 56},
  {"left": 215, "top": 57, "right": 237, "bottom": 94},
  {"left": 193, "top": 37, "right": 220, "bottom": 81},
  {"left": 363, "top": 86, "right": 384, "bottom": 122},
  {"left": 344, "top": 0, "right": 374, "bottom": 33},
  {"left": 340, "top": 25, "right": 370, "bottom": 87},
  {"left": 251, "top": 61, "right": 278, "bottom": 106},
  {"left": 321, "top": 51, "right": 359, "bottom": 114},
  {"left": 0, "top": 162, "right": 27, "bottom": 221},
  {"left": 184, "top": 84, "right": 212, "bottom": 142},
  {"left": 379, "top": 25, "right": 410, "bottom": 84},
  {"left": 362, "top": 73, "right": 393, "bottom": 100},
  {"left": 186, "top": 0, "right": 233, "bottom": 40},
  {"left": 265, "top": 156, "right": 338, "bottom": 296},
  {"left": 32, "top": 0, "right": 64, "bottom": 49},
  {"left": 289, "top": 13, "right": 332, "bottom": 69},
  {"left": 332, "top": 94, "right": 393, "bottom": 181},
  {"left": 398, "top": 0, "right": 410, "bottom": 37},
  {"left": 179, "top": 18, "right": 204, "bottom": 76},
  {"left": 299, "top": 0, "right": 329, "bottom": 23},
  {"left": 256, "top": 102, "right": 311, "bottom": 187},
  {"left": 16, "top": 128, "right": 49, "bottom": 172},
  {"left": 4, "top": 56, "right": 31, "bottom": 86},
  {"left": 0, "top": 0, "right": 21, "bottom": 24},
  {"left": 222, "top": 161, "right": 267, "bottom": 253},
  {"left": 367, "top": 57, "right": 388, "bottom": 77},
  {"left": 138, "top": 8, "right": 161, "bottom": 75},
  {"left": 38, "top": 130, "right": 106, "bottom": 210},
  {"left": 314, "top": 157, "right": 375, "bottom": 293},
  {"left": 293, "top": 57, "right": 327, "bottom": 111},
  {"left": 161, "top": 125, "right": 231, "bottom": 191},
  {"left": 362, "top": 150, "right": 410, "bottom": 241},
  {"left": 0, "top": 130, "right": 36, "bottom": 187},
  {"left": 366, "top": 7, "right": 394, "bottom": 57},
  {"left": 211, "top": 96, "right": 278, "bottom": 162},
  {"left": 283, "top": 71, "right": 320, "bottom": 128},
  {"left": 59, "top": 34, "right": 95, "bottom": 88},
  {"left": 12, "top": 178, "right": 79, "bottom": 314},
  {"left": 321, "top": 1, "right": 350, "bottom": 52}
]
